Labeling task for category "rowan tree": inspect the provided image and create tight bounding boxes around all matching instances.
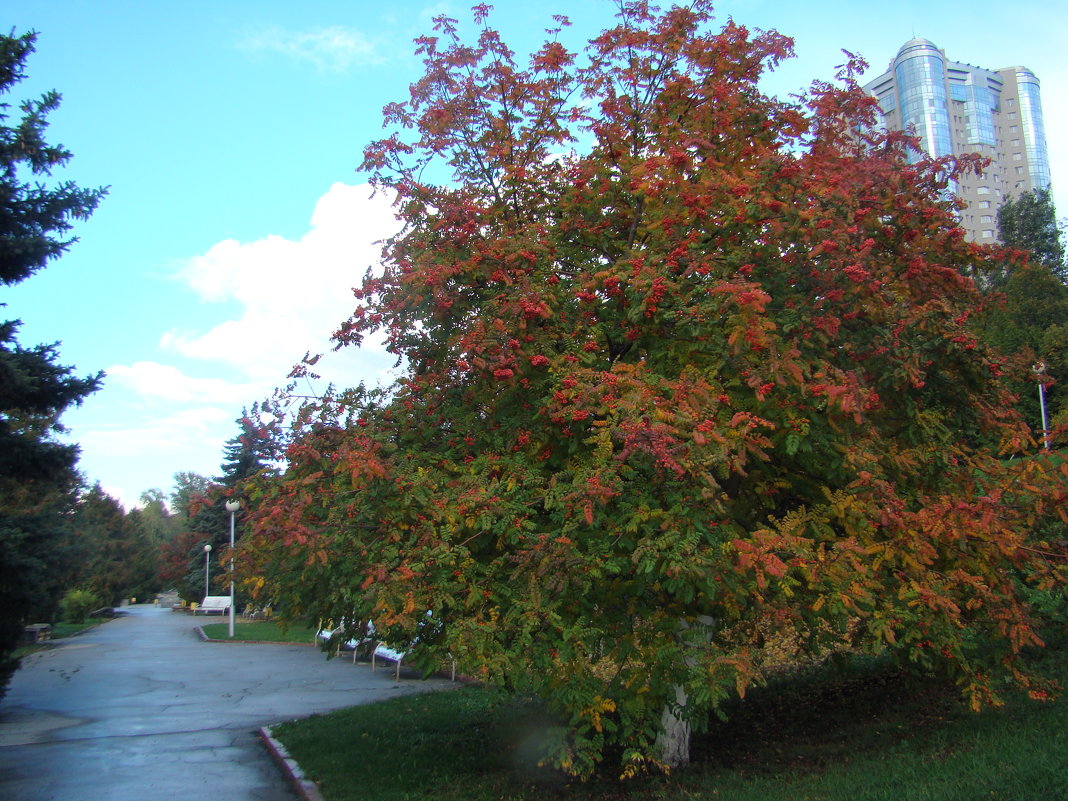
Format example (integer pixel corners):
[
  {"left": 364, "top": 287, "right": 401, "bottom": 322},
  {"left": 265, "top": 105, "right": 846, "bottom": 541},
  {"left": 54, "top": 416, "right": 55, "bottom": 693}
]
[{"left": 239, "top": 1, "right": 1068, "bottom": 775}]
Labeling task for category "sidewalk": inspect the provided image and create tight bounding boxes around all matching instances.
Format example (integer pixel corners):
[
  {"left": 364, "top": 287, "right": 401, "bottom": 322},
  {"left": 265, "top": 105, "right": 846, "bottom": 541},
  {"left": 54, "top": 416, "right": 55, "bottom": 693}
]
[{"left": 0, "top": 605, "right": 454, "bottom": 800}]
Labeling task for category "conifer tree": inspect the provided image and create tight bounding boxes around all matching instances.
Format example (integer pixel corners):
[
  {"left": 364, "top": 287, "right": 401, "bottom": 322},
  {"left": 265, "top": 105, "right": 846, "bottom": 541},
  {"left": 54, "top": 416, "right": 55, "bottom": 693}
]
[{"left": 0, "top": 30, "right": 106, "bottom": 697}]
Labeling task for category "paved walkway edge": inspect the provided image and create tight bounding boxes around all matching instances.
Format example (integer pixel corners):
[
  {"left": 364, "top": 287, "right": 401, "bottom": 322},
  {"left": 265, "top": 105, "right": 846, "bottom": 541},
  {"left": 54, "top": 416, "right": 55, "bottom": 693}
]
[{"left": 259, "top": 725, "right": 326, "bottom": 801}]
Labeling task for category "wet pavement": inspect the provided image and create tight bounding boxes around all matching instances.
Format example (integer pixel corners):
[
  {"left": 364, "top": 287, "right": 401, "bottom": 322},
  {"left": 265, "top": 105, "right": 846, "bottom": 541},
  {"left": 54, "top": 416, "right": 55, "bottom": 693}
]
[{"left": 0, "top": 605, "right": 454, "bottom": 800}]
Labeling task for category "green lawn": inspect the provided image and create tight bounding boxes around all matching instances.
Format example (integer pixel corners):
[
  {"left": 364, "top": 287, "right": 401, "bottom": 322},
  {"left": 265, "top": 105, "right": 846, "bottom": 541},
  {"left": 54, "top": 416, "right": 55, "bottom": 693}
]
[
  {"left": 200, "top": 620, "right": 319, "bottom": 643},
  {"left": 271, "top": 636, "right": 1067, "bottom": 801},
  {"left": 13, "top": 618, "right": 111, "bottom": 658}
]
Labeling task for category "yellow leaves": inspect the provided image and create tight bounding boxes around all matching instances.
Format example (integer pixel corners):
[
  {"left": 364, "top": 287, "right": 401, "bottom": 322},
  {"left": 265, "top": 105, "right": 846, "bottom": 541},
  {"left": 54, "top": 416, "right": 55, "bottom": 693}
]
[
  {"left": 245, "top": 575, "right": 267, "bottom": 599},
  {"left": 735, "top": 674, "right": 748, "bottom": 700},
  {"left": 618, "top": 754, "right": 648, "bottom": 781},
  {"left": 869, "top": 613, "right": 897, "bottom": 645},
  {"left": 581, "top": 695, "right": 617, "bottom": 733}
]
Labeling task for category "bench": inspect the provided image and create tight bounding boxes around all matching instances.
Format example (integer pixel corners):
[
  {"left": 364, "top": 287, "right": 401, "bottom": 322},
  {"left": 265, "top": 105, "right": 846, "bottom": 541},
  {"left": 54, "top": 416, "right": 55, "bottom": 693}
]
[
  {"left": 22, "top": 624, "right": 52, "bottom": 644},
  {"left": 318, "top": 614, "right": 457, "bottom": 681},
  {"left": 370, "top": 642, "right": 408, "bottom": 680},
  {"left": 193, "top": 596, "right": 231, "bottom": 615}
]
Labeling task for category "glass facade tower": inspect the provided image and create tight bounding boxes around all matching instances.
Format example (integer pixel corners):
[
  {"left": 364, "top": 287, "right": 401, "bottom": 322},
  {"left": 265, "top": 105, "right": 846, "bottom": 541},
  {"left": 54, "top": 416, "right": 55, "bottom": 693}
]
[
  {"left": 894, "top": 39, "right": 953, "bottom": 161},
  {"left": 864, "top": 39, "right": 1052, "bottom": 243}
]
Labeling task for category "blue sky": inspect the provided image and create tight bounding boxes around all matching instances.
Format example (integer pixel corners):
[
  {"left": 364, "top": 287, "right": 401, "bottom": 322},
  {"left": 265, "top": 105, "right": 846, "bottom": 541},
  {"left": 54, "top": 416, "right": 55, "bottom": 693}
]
[{"left": 6, "top": 0, "right": 1067, "bottom": 509}]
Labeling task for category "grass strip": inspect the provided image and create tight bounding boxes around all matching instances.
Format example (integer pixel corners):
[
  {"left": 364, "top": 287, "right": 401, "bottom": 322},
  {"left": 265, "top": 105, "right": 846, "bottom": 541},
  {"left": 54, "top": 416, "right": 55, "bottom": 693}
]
[
  {"left": 272, "top": 641, "right": 1067, "bottom": 801},
  {"left": 200, "top": 620, "right": 318, "bottom": 643}
]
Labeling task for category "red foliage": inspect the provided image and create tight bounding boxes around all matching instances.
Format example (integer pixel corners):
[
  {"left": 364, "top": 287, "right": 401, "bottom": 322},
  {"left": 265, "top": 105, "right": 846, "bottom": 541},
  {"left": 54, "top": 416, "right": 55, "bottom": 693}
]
[{"left": 239, "top": 0, "right": 1068, "bottom": 778}]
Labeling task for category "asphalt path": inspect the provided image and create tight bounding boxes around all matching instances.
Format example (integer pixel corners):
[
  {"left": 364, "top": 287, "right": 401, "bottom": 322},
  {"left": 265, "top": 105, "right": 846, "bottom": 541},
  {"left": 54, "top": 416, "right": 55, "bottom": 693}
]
[{"left": 0, "top": 605, "right": 454, "bottom": 800}]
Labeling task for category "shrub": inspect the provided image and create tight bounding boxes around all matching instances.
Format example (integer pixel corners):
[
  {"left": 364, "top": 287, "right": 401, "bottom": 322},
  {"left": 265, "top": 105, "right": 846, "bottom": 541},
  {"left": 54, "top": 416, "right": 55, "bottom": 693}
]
[{"left": 59, "top": 589, "right": 99, "bottom": 624}]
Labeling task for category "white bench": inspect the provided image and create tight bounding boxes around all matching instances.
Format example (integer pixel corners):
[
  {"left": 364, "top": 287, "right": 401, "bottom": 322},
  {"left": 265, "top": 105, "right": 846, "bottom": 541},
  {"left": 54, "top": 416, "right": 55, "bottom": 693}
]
[
  {"left": 370, "top": 642, "right": 409, "bottom": 680},
  {"left": 318, "top": 615, "right": 457, "bottom": 681},
  {"left": 194, "top": 596, "right": 230, "bottom": 615}
]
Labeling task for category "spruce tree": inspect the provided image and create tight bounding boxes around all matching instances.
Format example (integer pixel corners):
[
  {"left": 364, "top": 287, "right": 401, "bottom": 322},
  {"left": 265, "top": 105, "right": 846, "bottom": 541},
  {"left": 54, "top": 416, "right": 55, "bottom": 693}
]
[{"left": 0, "top": 30, "right": 106, "bottom": 697}]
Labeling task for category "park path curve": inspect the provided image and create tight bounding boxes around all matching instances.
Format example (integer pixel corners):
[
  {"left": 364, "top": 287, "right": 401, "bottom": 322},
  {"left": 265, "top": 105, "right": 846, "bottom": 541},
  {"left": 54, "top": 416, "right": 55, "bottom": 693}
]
[{"left": 0, "top": 605, "right": 453, "bottom": 800}]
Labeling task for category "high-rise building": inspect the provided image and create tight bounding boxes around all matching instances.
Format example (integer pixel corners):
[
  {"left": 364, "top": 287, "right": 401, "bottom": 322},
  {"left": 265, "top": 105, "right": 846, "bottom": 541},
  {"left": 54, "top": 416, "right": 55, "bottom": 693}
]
[{"left": 863, "top": 38, "right": 1052, "bottom": 242}]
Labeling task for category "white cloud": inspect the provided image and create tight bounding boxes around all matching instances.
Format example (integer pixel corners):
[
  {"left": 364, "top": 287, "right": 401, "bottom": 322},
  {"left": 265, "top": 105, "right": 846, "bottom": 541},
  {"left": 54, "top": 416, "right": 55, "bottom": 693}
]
[
  {"left": 106, "top": 362, "right": 259, "bottom": 404},
  {"left": 71, "top": 405, "right": 236, "bottom": 510},
  {"left": 166, "top": 182, "right": 399, "bottom": 386},
  {"left": 239, "top": 25, "right": 381, "bottom": 72},
  {"left": 77, "top": 406, "right": 233, "bottom": 459},
  {"left": 72, "top": 183, "right": 402, "bottom": 507}
]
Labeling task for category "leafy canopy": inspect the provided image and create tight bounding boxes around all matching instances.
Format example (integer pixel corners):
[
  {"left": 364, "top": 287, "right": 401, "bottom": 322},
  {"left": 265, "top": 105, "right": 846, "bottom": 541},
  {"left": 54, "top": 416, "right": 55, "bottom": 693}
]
[
  {"left": 239, "top": 1, "right": 1068, "bottom": 776},
  {"left": 996, "top": 187, "right": 1066, "bottom": 279}
]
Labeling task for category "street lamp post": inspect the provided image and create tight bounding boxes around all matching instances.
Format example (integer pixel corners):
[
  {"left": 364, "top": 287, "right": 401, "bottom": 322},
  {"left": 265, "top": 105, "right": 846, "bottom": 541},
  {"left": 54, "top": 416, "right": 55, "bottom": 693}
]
[
  {"left": 203, "top": 544, "right": 212, "bottom": 603},
  {"left": 225, "top": 499, "right": 240, "bottom": 639},
  {"left": 1034, "top": 362, "right": 1051, "bottom": 451}
]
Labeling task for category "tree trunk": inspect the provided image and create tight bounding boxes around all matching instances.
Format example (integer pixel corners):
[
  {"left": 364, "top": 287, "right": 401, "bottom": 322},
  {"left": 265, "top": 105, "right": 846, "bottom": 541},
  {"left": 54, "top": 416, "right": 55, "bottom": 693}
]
[
  {"left": 655, "top": 684, "right": 691, "bottom": 769},
  {"left": 655, "top": 615, "right": 715, "bottom": 769}
]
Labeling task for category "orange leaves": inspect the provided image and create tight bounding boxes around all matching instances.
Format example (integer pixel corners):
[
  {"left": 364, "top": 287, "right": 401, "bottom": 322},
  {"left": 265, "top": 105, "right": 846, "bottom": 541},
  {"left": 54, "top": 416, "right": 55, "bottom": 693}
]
[
  {"left": 709, "top": 279, "right": 772, "bottom": 313},
  {"left": 732, "top": 534, "right": 793, "bottom": 592},
  {"left": 532, "top": 40, "right": 573, "bottom": 73},
  {"left": 728, "top": 410, "right": 775, "bottom": 432}
]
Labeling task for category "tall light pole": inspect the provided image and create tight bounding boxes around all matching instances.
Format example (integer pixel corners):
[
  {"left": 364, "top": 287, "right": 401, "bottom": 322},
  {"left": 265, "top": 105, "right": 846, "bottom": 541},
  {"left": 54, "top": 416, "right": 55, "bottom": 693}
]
[
  {"left": 1034, "top": 362, "right": 1051, "bottom": 451},
  {"left": 203, "top": 544, "right": 212, "bottom": 603},
  {"left": 225, "top": 499, "right": 240, "bottom": 639}
]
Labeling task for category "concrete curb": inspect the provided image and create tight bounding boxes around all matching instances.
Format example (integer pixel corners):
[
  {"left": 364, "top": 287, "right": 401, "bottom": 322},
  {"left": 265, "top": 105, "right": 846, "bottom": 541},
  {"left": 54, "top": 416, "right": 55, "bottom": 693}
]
[{"left": 258, "top": 725, "right": 326, "bottom": 801}]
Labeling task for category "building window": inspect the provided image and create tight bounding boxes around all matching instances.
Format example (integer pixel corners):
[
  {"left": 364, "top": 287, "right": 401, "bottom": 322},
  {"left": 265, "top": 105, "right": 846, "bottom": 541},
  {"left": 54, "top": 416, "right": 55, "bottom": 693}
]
[
  {"left": 982, "top": 230, "right": 995, "bottom": 238},
  {"left": 977, "top": 186, "right": 990, "bottom": 195},
  {"left": 981, "top": 215, "right": 993, "bottom": 223},
  {"left": 979, "top": 200, "right": 991, "bottom": 209}
]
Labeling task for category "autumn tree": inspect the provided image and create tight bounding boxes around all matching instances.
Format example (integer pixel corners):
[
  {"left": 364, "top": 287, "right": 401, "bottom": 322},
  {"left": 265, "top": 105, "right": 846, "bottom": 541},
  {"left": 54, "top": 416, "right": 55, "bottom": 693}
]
[
  {"left": 239, "top": 2, "right": 1068, "bottom": 775},
  {"left": 0, "top": 30, "right": 105, "bottom": 698},
  {"left": 157, "top": 471, "right": 226, "bottom": 602}
]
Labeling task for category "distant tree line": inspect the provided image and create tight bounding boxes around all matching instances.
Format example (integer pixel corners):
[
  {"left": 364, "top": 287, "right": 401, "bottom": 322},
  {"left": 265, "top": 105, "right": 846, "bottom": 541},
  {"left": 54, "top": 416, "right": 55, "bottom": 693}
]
[{"left": 972, "top": 187, "right": 1068, "bottom": 443}]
